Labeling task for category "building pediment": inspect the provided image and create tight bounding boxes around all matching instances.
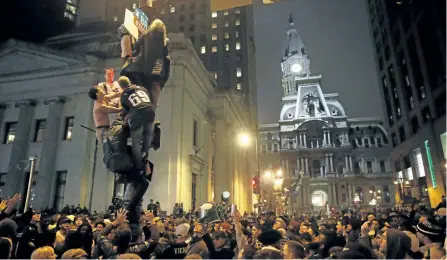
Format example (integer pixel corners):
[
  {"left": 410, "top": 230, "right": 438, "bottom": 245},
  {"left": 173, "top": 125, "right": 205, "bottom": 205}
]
[{"left": 0, "top": 40, "right": 85, "bottom": 76}]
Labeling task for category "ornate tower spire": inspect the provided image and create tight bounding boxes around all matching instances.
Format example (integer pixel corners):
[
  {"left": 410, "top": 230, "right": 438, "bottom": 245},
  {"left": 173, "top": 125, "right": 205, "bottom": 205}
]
[{"left": 283, "top": 13, "right": 307, "bottom": 61}]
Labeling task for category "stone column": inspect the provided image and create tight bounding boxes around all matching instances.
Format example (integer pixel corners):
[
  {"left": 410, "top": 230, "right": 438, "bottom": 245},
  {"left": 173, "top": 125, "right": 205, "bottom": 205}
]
[
  {"left": 332, "top": 184, "right": 338, "bottom": 205},
  {"left": 345, "top": 155, "right": 349, "bottom": 172},
  {"left": 325, "top": 155, "right": 330, "bottom": 174},
  {"left": 328, "top": 184, "right": 333, "bottom": 205},
  {"left": 329, "top": 154, "right": 335, "bottom": 172},
  {"left": 298, "top": 133, "right": 302, "bottom": 147},
  {"left": 35, "top": 98, "right": 64, "bottom": 209},
  {"left": 349, "top": 155, "right": 353, "bottom": 171},
  {"left": 301, "top": 158, "right": 305, "bottom": 174},
  {"left": 214, "top": 120, "right": 230, "bottom": 204},
  {"left": 320, "top": 166, "right": 324, "bottom": 177},
  {"left": 4, "top": 101, "right": 35, "bottom": 199},
  {"left": 303, "top": 133, "right": 307, "bottom": 148},
  {"left": 304, "top": 157, "right": 308, "bottom": 174},
  {"left": 347, "top": 184, "right": 352, "bottom": 203},
  {"left": 297, "top": 158, "right": 301, "bottom": 172},
  {"left": 285, "top": 160, "right": 289, "bottom": 177},
  {"left": 323, "top": 131, "right": 327, "bottom": 145},
  {"left": 327, "top": 131, "right": 331, "bottom": 145}
]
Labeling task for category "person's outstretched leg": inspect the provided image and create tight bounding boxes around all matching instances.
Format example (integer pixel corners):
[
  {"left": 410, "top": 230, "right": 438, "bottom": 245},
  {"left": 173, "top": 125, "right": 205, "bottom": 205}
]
[
  {"left": 130, "top": 126, "right": 145, "bottom": 171},
  {"left": 123, "top": 167, "right": 149, "bottom": 224}
]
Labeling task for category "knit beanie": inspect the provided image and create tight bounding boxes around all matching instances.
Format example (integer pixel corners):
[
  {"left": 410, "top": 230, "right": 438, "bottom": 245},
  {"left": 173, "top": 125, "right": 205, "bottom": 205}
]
[{"left": 416, "top": 217, "right": 444, "bottom": 238}]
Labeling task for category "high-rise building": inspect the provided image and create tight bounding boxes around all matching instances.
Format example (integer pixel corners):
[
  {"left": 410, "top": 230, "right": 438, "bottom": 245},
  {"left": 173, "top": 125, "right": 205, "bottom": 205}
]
[
  {"left": 258, "top": 16, "right": 394, "bottom": 215},
  {"left": 365, "top": 0, "right": 446, "bottom": 206},
  {"left": 78, "top": 0, "right": 258, "bottom": 127}
]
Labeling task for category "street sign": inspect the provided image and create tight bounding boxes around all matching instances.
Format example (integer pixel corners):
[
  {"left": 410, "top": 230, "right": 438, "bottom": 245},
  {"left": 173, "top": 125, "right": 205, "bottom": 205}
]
[{"left": 124, "top": 9, "right": 139, "bottom": 39}]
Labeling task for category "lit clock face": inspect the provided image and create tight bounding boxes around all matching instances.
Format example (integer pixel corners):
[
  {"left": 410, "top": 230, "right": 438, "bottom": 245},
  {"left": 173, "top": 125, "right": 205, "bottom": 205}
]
[{"left": 291, "top": 63, "right": 302, "bottom": 73}]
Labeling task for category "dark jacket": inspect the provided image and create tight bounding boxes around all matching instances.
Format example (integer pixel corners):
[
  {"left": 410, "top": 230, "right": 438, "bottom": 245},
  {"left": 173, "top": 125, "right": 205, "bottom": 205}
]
[{"left": 202, "top": 233, "right": 235, "bottom": 259}]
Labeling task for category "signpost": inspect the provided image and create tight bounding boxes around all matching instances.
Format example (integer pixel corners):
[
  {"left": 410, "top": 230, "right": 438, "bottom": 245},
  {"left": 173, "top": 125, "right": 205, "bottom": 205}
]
[{"left": 123, "top": 7, "right": 150, "bottom": 40}]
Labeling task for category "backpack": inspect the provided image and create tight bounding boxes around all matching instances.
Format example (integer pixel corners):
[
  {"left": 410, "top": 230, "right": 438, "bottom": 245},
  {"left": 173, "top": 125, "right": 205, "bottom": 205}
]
[{"left": 102, "top": 118, "right": 134, "bottom": 172}]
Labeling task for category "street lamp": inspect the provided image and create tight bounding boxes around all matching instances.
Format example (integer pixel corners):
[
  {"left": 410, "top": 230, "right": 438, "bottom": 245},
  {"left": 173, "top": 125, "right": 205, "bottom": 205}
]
[
  {"left": 238, "top": 132, "right": 251, "bottom": 147},
  {"left": 264, "top": 170, "right": 272, "bottom": 178},
  {"left": 276, "top": 169, "right": 283, "bottom": 178}
]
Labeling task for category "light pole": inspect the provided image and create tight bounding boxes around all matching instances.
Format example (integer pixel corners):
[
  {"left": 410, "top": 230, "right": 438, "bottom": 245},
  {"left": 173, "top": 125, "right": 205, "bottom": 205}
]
[
  {"left": 81, "top": 124, "right": 99, "bottom": 211},
  {"left": 237, "top": 130, "right": 260, "bottom": 211},
  {"left": 23, "top": 157, "right": 37, "bottom": 213}
]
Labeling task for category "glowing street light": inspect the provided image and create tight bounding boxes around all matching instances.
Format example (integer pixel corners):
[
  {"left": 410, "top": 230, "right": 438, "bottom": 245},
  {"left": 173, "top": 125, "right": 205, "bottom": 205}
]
[
  {"left": 405, "top": 180, "right": 410, "bottom": 185},
  {"left": 369, "top": 190, "right": 373, "bottom": 194},
  {"left": 264, "top": 170, "right": 272, "bottom": 178},
  {"left": 238, "top": 132, "right": 251, "bottom": 147},
  {"left": 274, "top": 178, "right": 283, "bottom": 186},
  {"left": 276, "top": 169, "right": 283, "bottom": 177},
  {"left": 393, "top": 181, "right": 399, "bottom": 185}
]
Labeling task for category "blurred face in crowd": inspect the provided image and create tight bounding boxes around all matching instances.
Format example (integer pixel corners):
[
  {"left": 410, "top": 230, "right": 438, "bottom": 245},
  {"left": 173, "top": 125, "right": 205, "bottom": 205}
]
[
  {"left": 273, "top": 219, "right": 285, "bottom": 230},
  {"left": 60, "top": 221, "right": 71, "bottom": 231},
  {"left": 336, "top": 221, "right": 343, "bottom": 233},
  {"left": 32, "top": 213, "right": 41, "bottom": 223},
  {"left": 372, "top": 220, "right": 380, "bottom": 230},
  {"left": 250, "top": 226, "right": 259, "bottom": 239},
  {"left": 212, "top": 236, "right": 226, "bottom": 249},
  {"left": 388, "top": 216, "right": 400, "bottom": 228},
  {"left": 96, "top": 223, "right": 104, "bottom": 232},
  {"left": 105, "top": 70, "right": 115, "bottom": 83},
  {"left": 75, "top": 217, "right": 83, "bottom": 227},
  {"left": 80, "top": 225, "right": 90, "bottom": 236},
  {"left": 193, "top": 224, "right": 203, "bottom": 237},
  {"left": 299, "top": 224, "right": 308, "bottom": 234},
  {"left": 346, "top": 224, "right": 353, "bottom": 232},
  {"left": 314, "top": 233, "right": 326, "bottom": 243},
  {"left": 367, "top": 214, "right": 375, "bottom": 222},
  {"left": 318, "top": 225, "right": 326, "bottom": 232}
]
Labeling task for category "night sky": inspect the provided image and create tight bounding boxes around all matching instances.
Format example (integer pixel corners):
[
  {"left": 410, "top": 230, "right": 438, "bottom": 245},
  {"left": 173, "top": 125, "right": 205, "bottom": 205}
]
[{"left": 253, "top": 0, "right": 383, "bottom": 125}]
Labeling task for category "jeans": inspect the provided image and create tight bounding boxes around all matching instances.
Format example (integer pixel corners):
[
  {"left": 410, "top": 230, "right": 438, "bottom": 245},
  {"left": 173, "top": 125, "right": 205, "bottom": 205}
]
[
  {"left": 130, "top": 121, "right": 155, "bottom": 171},
  {"left": 122, "top": 166, "right": 149, "bottom": 224}
]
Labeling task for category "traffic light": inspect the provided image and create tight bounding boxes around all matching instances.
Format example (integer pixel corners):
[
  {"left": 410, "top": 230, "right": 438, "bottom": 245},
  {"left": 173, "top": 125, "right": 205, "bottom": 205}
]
[{"left": 252, "top": 175, "right": 260, "bottom": 194}]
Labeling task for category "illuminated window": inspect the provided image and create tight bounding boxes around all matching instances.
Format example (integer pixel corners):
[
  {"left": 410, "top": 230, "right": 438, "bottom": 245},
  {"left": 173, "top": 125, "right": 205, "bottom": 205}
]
[
  {"left": 34, "top": 120, "right": 46, "bottom": 142},
  {"left": 212, "top": 34, "right": 217, "bottom": 41},
  {"left": 237, "top": 83, "right": 242, "bottom": 90},
  {"left": 170, "top": 6, "right": 176, "bottom": 13},
  {"left": 201, "top": 46, "right": 206, "bottom": 54},
  {"left": 224, "top": 11, "right": 229, "bottom": 16},
  {"left": 225, "top": 44, "right": 230, "bottom": 51},
  {"left": 225, "top": 21, "right": 229, "bottom": 27},
  {"left": 212, "top": 12, "right": 217, "bottom": 18},
  {"left": 214, "top": 73, "right": 218, "bottom": 79},
  {"left": 236, "top": 42, "right": 241, "bottom": 50},
  {"left": 224, "top": 32, "right": 229, "bottom": 39},
  {"left": 212, "top": 23, "right": 217, "bottom": 29},
  {"left": 212, "top": 46, "right": 217, "bottom": 53},
  {"left": 235, "top": 19, "right": 240, "bottom": 26},
  {"left": 406, "top": 167, "right": 414, "bottom": 180},
  {"left": 236, "top": 31, "right": 239, "bottom": 38},
  {"left": 235, "top": 8, "right": 241, "bottom": 14},
  {"left": 64, "top": 117, "right": 74, "bottom": 140},
  {"left": 132, "top": 3, "right": 137, "bottom": 9},
  {"left": 64, "top": 12, "right": 75, "bottom": 20},
  {"left": 412, "top": 148, "right": 425, "bottom": 178},
  {"left": 236, "top": 68, "right": 242, "bottom": 78},
  {"left": 113, "top": 16, "right": 118, "bottom": 21},
  {"left": 4, "top": 122, "right": 17, "bottom": 144}
]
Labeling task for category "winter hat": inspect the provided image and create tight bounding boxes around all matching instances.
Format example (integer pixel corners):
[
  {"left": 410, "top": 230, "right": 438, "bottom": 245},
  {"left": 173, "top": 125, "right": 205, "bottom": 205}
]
[
  {"left": 257, "top": 229, "right": 282, "bottom": 246},
  {"left": 0, "top": 218, "right": 18, "bottom": 238},
  {"left": 275, "top": 215, "right": 290, "bottom": 226},
  {"left": 289, "top": 220, "right": 300, "bottom": 229},
  {"left": 416, "top": 217, "right": 444, "bottom": 238},
  {"left": 175, "top": 223, "right": 190, "bottom": 238}
]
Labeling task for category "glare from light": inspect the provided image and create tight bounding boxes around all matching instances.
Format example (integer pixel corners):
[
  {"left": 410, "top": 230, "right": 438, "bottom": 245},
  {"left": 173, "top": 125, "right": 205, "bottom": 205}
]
[
  {"left": 222, "top": 191, "right": 230, "bottom": 199},
  {"left": 312, "top": 196, "right": 322, "bottom": 205},
  {"left": 274, "top": 178, "right": 283, "bottom": 186},
  {"left": 369, "top": 199, "right": 377, "bottom": 206},
  {"left": 377, "top": 190, "right": 381, "bottom": 193},
  {"left": 405, "top": 180, "right": 410, "bottom": 185},
  {"left": 369, "top": 190, "right": 373, "bottom": 194},
  {"left": 291, "top": 63, "right": 302, "bottom": 73},
  {"left": 276, "top": 169, "right": 283, "bottom": 177},
  {"left": 238, "top": 132, "right": 251, "bottom": 146},
  {"left": 264, "top": 170, "right": 272, "bottom": 178},
  {"left": 393, "top": 181, "right": 399, "bottom": 185}
]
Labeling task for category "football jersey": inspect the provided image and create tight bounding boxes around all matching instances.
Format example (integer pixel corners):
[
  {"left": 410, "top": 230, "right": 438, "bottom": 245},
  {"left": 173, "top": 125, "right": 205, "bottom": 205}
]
[{"left": 121, "top": 86, "right": 154, "bottom": 129}]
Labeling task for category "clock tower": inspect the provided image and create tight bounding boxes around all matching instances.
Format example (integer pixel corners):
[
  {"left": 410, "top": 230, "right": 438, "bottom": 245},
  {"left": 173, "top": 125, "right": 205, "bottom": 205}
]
[{"left": 281, "top": 14, "right": 310, "bottom": 97}]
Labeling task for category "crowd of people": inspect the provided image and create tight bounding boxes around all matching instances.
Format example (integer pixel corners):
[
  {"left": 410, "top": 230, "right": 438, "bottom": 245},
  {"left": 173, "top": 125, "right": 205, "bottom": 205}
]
[{"left": 0, "top": 192, "right": 446, "bottom": 259}]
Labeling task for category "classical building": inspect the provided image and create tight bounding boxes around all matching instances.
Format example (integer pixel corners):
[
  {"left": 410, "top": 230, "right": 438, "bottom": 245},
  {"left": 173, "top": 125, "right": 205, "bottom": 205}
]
[
  {"left": 0, "top": 25, "right": 255, "bottom": 213},
  {"left": 78, "top": 0, "right": 258, "bottom": 130},
  {"left": 365, "top": 0, "right": 446, "bottom": 207},
  {"left": 258, "top": 16, "right": 395, "bottom": 215}
]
